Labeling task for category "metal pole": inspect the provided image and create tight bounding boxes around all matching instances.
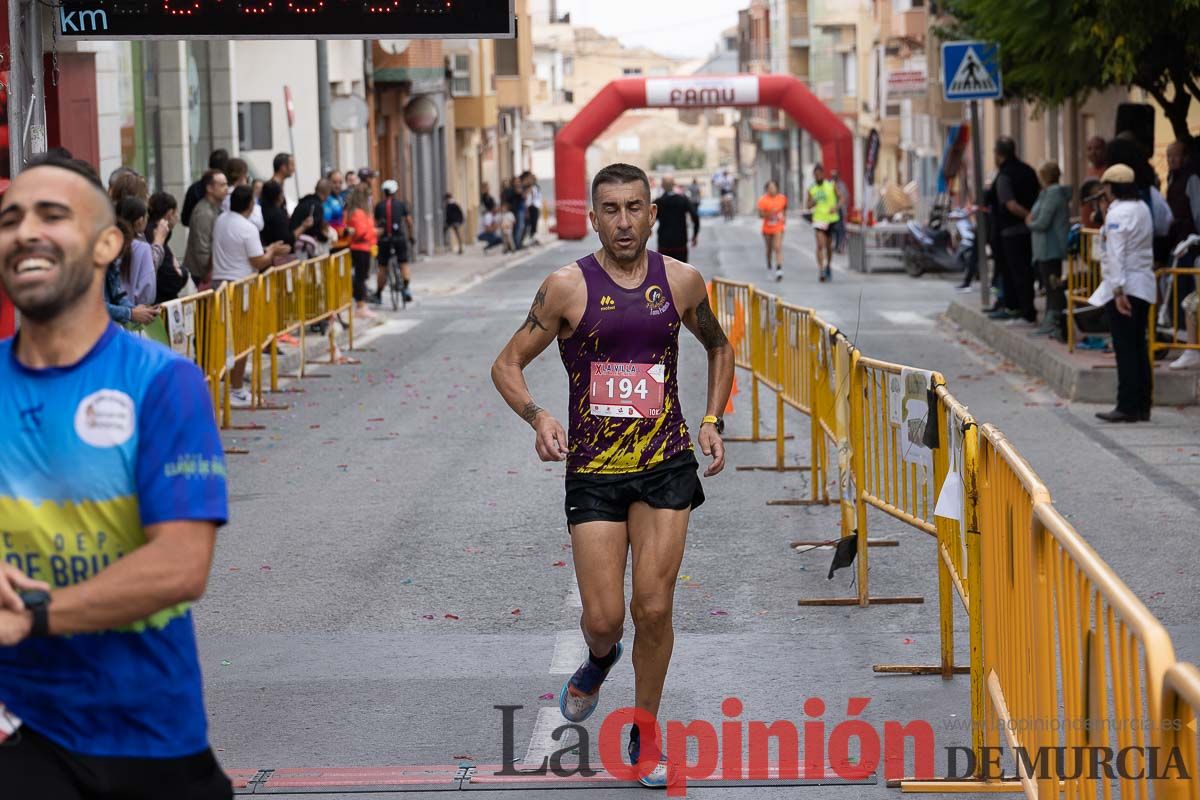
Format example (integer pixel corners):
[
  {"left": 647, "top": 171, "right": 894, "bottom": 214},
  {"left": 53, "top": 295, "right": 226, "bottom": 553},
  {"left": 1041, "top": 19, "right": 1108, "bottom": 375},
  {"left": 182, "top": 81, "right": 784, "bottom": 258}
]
[
  {"left": 971, "top": 100, "right": 989, "bottom": 309},
  {"left": 26, "top": 0, "right": 46, "bottom": 158},
  {"left": 7, "top": 0, "right": 28, "bottom": 174},
  {"left": 316, "top": 41, "right": 334, "bottom": 177}
]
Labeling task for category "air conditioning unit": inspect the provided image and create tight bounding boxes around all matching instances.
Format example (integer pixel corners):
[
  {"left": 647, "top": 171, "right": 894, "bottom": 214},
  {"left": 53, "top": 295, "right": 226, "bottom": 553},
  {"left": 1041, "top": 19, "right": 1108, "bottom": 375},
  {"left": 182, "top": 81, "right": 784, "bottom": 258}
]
[{"left": 498, "top": 112, "right": 514, "bottom": 136}]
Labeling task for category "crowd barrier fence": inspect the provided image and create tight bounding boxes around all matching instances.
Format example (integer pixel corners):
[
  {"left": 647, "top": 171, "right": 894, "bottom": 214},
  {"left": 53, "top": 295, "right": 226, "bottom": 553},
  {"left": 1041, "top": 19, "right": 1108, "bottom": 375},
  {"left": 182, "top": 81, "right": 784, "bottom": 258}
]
[
  {"left": 161, "top": 251, "right": 355, "bottom": 431},
  {"left": 711, "top": 276, "right": 1198, "bottom": 796}
]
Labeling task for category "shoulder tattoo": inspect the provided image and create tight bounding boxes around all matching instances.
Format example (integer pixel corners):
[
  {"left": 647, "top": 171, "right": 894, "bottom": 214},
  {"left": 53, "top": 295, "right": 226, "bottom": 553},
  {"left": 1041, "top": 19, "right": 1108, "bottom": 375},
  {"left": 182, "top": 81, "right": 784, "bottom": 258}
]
[{"left": 523, "top": 287, "right": 549, "bottom": 334}]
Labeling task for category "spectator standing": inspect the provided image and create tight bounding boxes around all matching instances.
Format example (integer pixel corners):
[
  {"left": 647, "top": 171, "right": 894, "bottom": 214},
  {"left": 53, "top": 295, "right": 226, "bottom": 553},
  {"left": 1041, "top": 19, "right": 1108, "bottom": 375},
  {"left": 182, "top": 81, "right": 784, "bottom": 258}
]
[
  {"left": 831, "top": 168, "right": 849, "bottom": 254},
  {"left": 374, "top": 180, "right": 414, "bottom": 305},
  {"left": 114, "top": 197, "right": 157, "bottom": 307},
  {"left": 148, "top": 192, "right": 192, "bottom": 304},
  {"left": 325, "top": 170, "right": 347, "bottom": 232},
  {"left": 181, "top": 149, "right": 229, "bottom": 226},
  {"left": 221, "top": 158, "right": 264, "bottom": 232},
  {"left": 444, "top": 193, "right": 465, "bottom": 254},
  {"left": 1027, "top": 162, "right": 1072, "bottom": 335},
  {"left": 502, "top": 177, "right": 526, "bottom": 250},
  {"left": 653, "top": 175, "right": 700, "bottom": 264},
  {"left": 523, "top": 173, "right": 543, "bottom": 246},
  {"left": 342, "top": 170, "right": 360, "bottom": 204},
  {"left": 271, "top": 153, "right": 296, "bottom": 211},
  {"left": 686, "top": 178, "right": 702, "bottom": 210},
  {"left": 211, "top": 186, "right": 289, "bottom": 407},
  {"left": 477, "top": 199, "right": 503, "bottom": 253},
  {"left": 986, "top": 136, "right": 1040, "bottom": 322},
  {"left": 108, "top": 168, "right": 148, "bottom": 206},
  {"left": 183, "top": 170, "right": 228, "bottom": 289},
  {"left": 0, "top": 154, "right": 233, "bottom": 800},
  {"left": 292, "top": 179, "right": 334, "bottom": 255},
  {"left": 1079, "top": 137, "right": 1109, "bottom": 227},
  {"left": 1090, "top": 164, "right": 1156, "bottom": 423},
  {"left": 259, "top": 181, "right": 311, "bottom": 256},
  {"left": 1165, "top": 140, "right": 1200, "bottom": 370},
  {"left": 344, "top": 185, "right": 378, "bottom": 320}
]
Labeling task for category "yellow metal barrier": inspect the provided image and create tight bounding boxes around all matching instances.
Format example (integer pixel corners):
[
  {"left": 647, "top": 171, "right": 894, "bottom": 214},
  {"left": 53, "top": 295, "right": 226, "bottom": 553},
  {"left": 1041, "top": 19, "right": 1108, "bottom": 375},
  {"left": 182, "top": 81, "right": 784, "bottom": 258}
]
[
  {"left": 713, "top": 271, "right": 1192, "bottom": 795},
  {"left": 1066, "top": 228, "right": 1101, "bottom": 352},
  {"left": 1150, "top": 266, "right": 1200, "bottom": 367},
  {"left": 1162, "top": 662, "right": 1200, "bottom": 800},
  {"left": 261, "top": 260, "right": 307, "bottom": 392},
  {"left": 161, "top": 289, "right": 223, "bottom": 424},
  {"left": 221, "top": 275, "right": 260, "bottom": 425}
]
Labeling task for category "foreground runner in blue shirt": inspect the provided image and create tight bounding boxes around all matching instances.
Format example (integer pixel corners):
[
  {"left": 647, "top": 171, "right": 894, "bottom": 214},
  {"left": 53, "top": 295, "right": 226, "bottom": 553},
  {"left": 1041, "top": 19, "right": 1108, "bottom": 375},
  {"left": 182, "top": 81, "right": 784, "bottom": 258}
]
[{"left": 0, "top": 154, "right": 231, "bottom": 799}]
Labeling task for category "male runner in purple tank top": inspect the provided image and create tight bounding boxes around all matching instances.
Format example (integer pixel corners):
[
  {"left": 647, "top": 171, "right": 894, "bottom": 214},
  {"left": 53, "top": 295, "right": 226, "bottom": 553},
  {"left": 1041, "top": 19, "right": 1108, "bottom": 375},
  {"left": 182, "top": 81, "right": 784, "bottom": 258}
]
[{"left": 492, "top": 163, "right": 734, "bottom": 788}]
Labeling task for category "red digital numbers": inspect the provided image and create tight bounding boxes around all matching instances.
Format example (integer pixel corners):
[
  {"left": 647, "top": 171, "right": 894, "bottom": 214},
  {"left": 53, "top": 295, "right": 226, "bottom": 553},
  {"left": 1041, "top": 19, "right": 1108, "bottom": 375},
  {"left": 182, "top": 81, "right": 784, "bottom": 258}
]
[
  {"left": 286, "top": 0, "right": 324, "bottom": 12},
  {"left": 364, "top": 0, "right": 401, "bottom": 12},
  {"left": 160, "top": 0, "right": 201, "bottom": 15},
  {"left": 239, "top": 0, "right": 275, "bottom": 14}
]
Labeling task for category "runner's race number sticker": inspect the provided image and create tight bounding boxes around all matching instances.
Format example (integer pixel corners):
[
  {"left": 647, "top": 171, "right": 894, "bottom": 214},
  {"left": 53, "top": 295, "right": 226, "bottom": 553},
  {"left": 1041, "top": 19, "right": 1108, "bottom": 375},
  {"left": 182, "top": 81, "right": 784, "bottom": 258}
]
[{"left": 589, "top": 362, "right": 665, "bottom": 419}]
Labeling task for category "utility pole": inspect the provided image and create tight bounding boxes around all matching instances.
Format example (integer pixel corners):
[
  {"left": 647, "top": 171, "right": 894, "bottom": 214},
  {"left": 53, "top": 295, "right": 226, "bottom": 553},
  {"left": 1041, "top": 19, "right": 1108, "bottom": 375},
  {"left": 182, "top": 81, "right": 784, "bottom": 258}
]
[
  {"left": 316, "top": 41, "right": 334, "bottom": 177},
  {"left": 8, "top": 0, "right": 49, "bottom": 175}
]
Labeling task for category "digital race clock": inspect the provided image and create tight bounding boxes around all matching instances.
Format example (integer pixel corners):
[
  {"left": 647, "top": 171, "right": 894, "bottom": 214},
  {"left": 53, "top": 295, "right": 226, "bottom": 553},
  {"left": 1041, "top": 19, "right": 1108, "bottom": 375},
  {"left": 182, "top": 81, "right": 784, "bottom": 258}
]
[{"left": 54, "top": 0, "right": 514, "bottom": 39}]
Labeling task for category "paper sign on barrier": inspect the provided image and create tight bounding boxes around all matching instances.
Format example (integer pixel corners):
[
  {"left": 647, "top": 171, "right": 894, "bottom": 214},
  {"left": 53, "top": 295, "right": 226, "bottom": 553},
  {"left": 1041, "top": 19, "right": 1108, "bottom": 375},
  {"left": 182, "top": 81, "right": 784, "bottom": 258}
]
[
  {"left": 934, "top": 405, "right": 964, "bottom": 522},
  {"left": 285, "top": 270, "right": 294, "bottom": 293},
  {"left": 242, "top": 284, "right": 250, "bottom": 312},
  {"left": 183, "top": 303, "right": 195, "bottom": 335}
]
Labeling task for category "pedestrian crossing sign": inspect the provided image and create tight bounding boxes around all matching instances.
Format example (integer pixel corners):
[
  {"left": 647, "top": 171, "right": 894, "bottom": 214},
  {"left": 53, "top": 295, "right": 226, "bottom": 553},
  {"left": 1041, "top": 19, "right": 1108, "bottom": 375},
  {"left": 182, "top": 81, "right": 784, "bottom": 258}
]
[{"left": 941, "top": 41, "right": 1002, "bottom": 101}]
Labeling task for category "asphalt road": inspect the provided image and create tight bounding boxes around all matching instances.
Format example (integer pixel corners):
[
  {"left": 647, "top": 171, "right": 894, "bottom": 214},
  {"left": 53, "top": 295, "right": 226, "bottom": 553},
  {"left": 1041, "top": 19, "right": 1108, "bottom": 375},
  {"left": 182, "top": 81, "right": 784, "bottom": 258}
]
[{"left": 203, "top": 215, "right": 1199, "bottom": 797}]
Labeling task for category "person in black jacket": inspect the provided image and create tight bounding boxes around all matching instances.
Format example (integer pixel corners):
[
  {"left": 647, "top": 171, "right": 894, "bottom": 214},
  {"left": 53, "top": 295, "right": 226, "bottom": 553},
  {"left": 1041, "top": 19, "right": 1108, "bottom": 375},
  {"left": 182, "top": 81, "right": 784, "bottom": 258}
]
[
  {"left": 653, "top": 176, "right": 699, "bottom": 263},
  {"left": 374, "top": 179, "right": 415, "bottom": 304},
  {"left": 180, "top": 149, "right": 229, "bottom": 227},
  {"left": 147, "top": 192, "right": 191, "bottom": 304},
  {"left": 291, "top": 178, "right": 334, "bottom": 251},
  {"left": 985, "top": 137, "right": 1040, "bottom": 322},
  {"left": 260, "top": 180, "right": 312, "bottom": 255},
  {"left": 444, "top": 193, "right": 465, "bottom": 254}
]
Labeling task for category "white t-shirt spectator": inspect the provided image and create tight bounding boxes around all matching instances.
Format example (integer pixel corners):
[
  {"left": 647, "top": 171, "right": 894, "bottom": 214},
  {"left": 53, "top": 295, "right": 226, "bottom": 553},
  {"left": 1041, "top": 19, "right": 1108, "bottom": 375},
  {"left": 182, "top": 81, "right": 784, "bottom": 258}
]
[
  {"left": 479, "top": 211, "right": 497, "bottom": 235},
  {"left": 211, "top": 212, "right": 264, "bottom": 283},
  {"left": 222, "top": 193, "right": 264, "bottom": 231}
]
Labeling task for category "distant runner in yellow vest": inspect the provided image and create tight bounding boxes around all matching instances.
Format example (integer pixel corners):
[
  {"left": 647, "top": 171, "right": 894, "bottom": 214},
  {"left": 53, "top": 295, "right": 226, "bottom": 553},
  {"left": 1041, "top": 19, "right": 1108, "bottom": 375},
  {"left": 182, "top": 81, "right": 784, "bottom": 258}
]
[{"left": 807, "top": 163, "right": 840, "bottom": 282}]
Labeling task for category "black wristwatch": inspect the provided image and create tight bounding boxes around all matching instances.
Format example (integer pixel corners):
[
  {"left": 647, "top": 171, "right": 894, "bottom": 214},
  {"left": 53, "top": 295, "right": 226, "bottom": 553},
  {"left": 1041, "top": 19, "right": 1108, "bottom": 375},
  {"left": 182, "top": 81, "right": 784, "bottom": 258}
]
[
  {"left": 702, "top": 415, "right": 725, "bottom": 435},
  {"left": 19, "top": 590, "right": 50, "bottom": 638}
]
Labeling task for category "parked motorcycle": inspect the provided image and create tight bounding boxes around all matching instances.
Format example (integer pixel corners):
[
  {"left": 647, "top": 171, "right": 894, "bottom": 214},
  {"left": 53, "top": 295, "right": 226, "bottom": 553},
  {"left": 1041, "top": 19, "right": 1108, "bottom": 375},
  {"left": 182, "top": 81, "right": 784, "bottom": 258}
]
[{"left": 902, "top": 209, "right": 974, "bottom": 278}]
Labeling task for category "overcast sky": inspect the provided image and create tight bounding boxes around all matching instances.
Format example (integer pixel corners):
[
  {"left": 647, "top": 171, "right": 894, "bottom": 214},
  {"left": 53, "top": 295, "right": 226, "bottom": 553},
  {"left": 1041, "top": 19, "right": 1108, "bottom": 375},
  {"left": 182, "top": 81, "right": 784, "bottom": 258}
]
[{"left": 547, "top": 0, "right": 740, "bottom": 60}]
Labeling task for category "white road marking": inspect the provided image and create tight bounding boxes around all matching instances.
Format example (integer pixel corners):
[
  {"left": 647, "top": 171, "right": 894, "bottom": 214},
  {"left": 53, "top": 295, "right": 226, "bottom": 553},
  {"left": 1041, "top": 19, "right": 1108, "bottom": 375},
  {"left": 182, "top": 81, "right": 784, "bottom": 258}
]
[
  {"left": 522, "top": 706, "right": 576, "bottom": 769},
  {"left": 566, "top": 580, "right": 582, "bottom": 608},
  {"left": 550, "top": 630, "right": 588, "bottom": 674},
  {"left": 879, "top": 310, "right": 933, "bottom": 327},
  {"left": 353, "top": 318, "right": 422, "bottom": 347}
]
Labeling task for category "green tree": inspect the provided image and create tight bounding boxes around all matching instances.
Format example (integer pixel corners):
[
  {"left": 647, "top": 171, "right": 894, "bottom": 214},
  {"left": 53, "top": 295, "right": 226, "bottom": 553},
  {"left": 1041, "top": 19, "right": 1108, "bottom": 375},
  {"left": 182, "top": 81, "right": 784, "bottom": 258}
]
[
  {"left": 650, "top": 144, "right": 706, "bottom": 171},
  {"left": 941, "top": 0, "right": 1200, "bottom": 143}
]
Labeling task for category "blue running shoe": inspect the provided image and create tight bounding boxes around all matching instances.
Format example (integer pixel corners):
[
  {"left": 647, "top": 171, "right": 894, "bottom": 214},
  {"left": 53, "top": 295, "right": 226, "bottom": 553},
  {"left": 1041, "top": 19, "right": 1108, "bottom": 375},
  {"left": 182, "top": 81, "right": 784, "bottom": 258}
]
[
  {"left": 628, "top": 728, "right": 675, "bottom": 789},
  {"left": 558, "top": 643, "right": 623, "bottom": 723}
]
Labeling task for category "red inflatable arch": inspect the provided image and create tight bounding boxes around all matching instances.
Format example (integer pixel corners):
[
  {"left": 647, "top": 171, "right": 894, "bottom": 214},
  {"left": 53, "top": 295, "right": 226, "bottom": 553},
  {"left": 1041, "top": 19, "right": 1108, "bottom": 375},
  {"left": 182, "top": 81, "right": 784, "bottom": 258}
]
[{"left": 554, "top": 74, "right": 854, "bottom": 240}]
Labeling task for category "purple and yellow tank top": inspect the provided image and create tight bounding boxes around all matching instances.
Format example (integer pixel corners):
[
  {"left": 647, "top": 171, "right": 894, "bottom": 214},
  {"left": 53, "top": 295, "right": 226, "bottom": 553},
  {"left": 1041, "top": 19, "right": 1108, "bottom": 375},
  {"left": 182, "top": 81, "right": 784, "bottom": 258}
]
[{"left": 558, "top": 250, "right": 692, "bottom": 475}]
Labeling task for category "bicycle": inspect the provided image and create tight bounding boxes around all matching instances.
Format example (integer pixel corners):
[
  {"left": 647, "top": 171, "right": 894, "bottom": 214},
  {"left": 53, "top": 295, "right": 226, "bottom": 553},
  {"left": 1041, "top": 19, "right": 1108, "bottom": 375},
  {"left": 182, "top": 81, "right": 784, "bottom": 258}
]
[{"left": 386, "top": 252, "right": 406, "bottom": 311}]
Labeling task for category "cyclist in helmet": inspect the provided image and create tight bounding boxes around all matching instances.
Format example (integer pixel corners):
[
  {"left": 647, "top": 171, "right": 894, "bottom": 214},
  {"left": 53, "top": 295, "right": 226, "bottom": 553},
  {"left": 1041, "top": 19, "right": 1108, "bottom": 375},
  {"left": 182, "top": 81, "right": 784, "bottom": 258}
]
[{"left": 373, "top": 179, "right": 415, "bottom": 305}]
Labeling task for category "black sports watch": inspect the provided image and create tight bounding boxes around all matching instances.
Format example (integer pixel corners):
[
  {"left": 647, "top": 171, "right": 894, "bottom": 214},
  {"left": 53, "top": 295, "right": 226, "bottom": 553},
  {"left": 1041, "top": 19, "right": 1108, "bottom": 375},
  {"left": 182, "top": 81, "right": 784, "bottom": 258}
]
[
  {"left": 19, "top": 590, "right": 50, "bottom": 638},
  {"left": 701, "top": 415, "right": 725, "bottom": 435}
]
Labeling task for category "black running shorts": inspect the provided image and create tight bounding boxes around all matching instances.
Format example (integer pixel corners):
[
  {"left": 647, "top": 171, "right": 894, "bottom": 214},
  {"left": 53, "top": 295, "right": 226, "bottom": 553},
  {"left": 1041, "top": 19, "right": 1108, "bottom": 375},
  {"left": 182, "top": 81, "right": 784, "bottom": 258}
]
[
  {"left": 564, "top": 451, "right": 705, "bottom": 526},
  {"left": 377, "top": 237, "right": 409, "bottom": 266},
  {"left": 0, "top": 725, "right": 233, "bottom": 800}
]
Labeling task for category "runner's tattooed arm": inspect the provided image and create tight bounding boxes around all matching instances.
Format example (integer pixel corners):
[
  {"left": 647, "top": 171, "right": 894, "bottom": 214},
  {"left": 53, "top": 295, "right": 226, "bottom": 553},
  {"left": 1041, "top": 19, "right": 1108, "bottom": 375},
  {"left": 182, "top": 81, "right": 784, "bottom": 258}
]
[
  {"left": 492, "top": 268, "right": 580, "bottom": 462},
  {"left": 523, "top": 288, "right": 549, "bottom": 334},
  {"left": 694, "top": 298, "right": 729, "bottom": 352}
]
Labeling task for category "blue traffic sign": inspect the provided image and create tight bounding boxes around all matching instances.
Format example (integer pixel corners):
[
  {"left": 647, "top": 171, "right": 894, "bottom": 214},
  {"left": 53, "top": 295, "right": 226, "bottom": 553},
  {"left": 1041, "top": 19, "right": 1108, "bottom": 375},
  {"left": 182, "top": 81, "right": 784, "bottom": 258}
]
[{"left": 941, "top": 41, "right": 1002, "bottom": 102}]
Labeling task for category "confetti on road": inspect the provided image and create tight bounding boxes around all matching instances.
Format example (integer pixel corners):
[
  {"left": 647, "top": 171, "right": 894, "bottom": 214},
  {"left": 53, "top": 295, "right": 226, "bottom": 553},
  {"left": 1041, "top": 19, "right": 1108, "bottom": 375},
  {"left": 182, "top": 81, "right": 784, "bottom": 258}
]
[
  {"left": 221, "top": 660, "right": 232, "bottom": 666},
  {"left": 709, "top": 610, "right": 729, "bottom": 616},
  {"left": 511, "top": 609, "right": 521, "bottom": 615},
  {"left": 422, "top": 614, "right": 435, "bottom": 620},
  {"left": 445, "top": 613, "right": 460, "bottom": 620},
  {"left": 539, "top": 693, "right": 555, "bottom": 700},
  {"left": 552, "top": 561, "right": 566, "bottom": 567}
]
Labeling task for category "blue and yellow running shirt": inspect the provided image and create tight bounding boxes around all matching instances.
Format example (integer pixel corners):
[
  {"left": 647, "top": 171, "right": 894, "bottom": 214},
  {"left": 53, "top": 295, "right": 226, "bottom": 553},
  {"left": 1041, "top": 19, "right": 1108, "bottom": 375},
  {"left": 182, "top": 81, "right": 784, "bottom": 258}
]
[{"left": 0, "top": 323, "right": 228, "bottom": 758}]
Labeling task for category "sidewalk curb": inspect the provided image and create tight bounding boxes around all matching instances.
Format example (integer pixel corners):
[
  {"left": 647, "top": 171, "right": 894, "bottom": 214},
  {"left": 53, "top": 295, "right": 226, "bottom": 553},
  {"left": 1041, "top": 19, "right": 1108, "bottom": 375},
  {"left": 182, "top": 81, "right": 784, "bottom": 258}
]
[{"left": 946, "top": 298, "right": 1199, "bottom": 406}]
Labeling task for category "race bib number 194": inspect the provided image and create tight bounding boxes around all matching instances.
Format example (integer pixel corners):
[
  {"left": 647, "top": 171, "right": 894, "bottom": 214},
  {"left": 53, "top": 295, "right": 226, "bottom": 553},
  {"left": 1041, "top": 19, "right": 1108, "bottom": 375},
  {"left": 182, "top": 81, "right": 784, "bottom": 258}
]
[{"left": 589, "top": 362, "right": 665, "bottom": 419}]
